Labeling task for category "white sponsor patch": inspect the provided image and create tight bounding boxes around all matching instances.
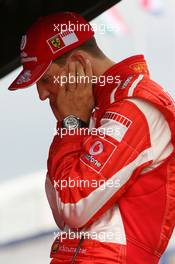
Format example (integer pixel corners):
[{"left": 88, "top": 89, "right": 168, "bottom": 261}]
[
  {"left": 21, "top": 57, "right": 37, "bottom": 63},
  {"left": 60, "top": 30, "right": 78, "bottom": 46},
  {"left": 101, "top": 112, "right": 132, "bottom": 142},
  {"left": 121, "top": 76, "right": 133, "bottom": 89},
  {"left": 16, "top": 70, "right": 31, "bottom": 84},
  {"left": 20, "top": 35, "right": 27, "bottom": 50}
]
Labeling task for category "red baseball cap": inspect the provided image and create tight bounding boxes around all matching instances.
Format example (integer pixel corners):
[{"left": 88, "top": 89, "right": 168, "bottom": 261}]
[{"left": 8, "top": 12, "right": 94, "bottom": 91}]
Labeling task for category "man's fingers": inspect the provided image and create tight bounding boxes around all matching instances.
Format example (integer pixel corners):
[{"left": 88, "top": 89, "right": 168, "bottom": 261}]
[
  {"left": 76, "top": 61, "right": 85, "bottom": 77},
  {"left": 76, "top": 61, "right": 86, "bottom": 89},
  {"left": 85, "top": 59, "right": 92, "bottom": 76},
  {"left": 68, "top": 61, "right": 76, "bottom": 91},
  {"left": 85, "top": 59, "right": 93, "bottom": 88},
  {"left": 58, "top": 71, "right": 67, "bottom": 96}
]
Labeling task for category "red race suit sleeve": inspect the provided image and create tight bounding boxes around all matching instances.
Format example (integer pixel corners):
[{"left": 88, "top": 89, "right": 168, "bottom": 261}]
[{"left": 47, "top": 100, "right": 153, "bottom": 229}]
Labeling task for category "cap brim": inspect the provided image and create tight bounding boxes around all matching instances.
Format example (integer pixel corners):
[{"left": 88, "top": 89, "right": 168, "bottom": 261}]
[{"left": 8, "top": 61, "right": 52, "bottom": 91}]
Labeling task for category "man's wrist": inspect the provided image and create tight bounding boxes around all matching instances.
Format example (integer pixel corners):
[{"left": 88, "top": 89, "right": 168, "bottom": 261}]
[{"left": 62, "top": 115, "right": 89, "bottom": 130}]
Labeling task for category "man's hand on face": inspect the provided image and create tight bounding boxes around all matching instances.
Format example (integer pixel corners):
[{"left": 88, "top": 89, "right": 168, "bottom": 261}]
[{"left": 56, "top": 59, "right": 95, "bottom": 123}]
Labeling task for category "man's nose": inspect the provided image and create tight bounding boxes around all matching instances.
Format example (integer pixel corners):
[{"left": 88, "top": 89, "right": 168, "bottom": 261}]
[{"left": 37, "top": 85, "right": 50, "bottom": 101}]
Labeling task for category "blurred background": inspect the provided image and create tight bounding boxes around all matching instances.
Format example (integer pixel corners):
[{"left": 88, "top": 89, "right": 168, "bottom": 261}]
[{"left": 0, "top": 0, "right": 175, "bottom": 263}]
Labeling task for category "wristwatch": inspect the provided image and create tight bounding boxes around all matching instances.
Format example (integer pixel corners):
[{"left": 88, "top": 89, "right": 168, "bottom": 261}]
[{"left": 62, "top": 115, "right": 88, "bottom": 129}]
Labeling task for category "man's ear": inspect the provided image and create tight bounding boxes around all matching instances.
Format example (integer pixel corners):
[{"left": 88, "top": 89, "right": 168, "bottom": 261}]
[{"left": 69, "top": 50, "right": 88, "bottom": 68}]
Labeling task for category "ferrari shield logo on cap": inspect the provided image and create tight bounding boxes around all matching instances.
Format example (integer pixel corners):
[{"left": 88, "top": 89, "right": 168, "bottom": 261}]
[
  {"left": 50, "top": 37, "right": 61, "bottom": 49},
  {"left": 47, "top": 31, "right": 78, "bottom": 54},
  {"left": 47, "top": 33, "right": 65, "bottom": 53}
]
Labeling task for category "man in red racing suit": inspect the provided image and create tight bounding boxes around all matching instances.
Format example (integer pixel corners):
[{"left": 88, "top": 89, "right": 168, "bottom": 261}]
[
  {"left": 46, "top": 55, "right": 175, "bottom": 264},
  {"left": 8, "top": 12, "right": 175, "bottom": 264}
]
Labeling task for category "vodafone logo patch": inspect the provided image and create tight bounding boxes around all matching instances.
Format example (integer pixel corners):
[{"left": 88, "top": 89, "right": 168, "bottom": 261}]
[
  {"left": 89, "top": 141, "right": 104, "bottom": 156},
  {"left": 80, "top": 136, "right": 117, "bottom": 173}
]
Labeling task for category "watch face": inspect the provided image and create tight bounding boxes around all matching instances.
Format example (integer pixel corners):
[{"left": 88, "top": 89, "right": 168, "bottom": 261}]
[{"left": 64, "top": 116, "right": 79, "bottom": 129}]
